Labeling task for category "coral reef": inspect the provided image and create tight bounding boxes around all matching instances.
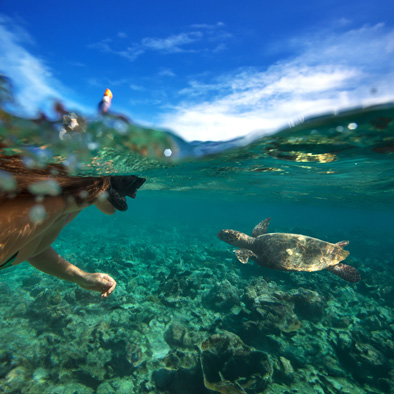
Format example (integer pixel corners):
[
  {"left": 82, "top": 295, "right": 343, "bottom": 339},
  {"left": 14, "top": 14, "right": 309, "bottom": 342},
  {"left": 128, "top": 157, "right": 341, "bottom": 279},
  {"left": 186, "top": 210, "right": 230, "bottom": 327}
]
[{"left": 0, "top": 218, "right": 393, "bottom": 394}]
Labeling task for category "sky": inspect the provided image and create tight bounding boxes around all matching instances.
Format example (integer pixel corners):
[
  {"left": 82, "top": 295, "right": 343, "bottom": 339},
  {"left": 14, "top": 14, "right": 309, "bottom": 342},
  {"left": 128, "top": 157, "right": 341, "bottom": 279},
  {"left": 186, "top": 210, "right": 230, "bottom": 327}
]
[{"left": 1, "top": 0, "right": 394, "bottom": 141}]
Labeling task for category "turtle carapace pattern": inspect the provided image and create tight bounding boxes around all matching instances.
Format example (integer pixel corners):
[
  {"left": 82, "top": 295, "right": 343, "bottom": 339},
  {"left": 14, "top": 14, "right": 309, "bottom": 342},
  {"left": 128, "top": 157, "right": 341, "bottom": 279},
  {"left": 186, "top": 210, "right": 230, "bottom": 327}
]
[{"left": 217, "top": 217, "right": 360, "bottom": 283}]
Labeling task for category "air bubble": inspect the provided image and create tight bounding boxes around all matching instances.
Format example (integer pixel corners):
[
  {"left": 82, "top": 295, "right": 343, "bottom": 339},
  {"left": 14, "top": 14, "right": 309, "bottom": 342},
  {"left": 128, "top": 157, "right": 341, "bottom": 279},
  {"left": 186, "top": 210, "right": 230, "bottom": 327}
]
[
  {"left": 114, "top": 121, "right": 128, "bottom": 134},
  {"left": 0, "top": 170, "right": 16, "bottom": 192},
  {"left": 97, "top": 191, "right": 109, "bottom": 201},
  {"left": 29, "top": 205, "right": 47, "bottom": 224},
  {"left": 164, "top": 149, "right": 172, "bottom": 157},
  {"left": 87, "top": 142, "right": 99, "bottom": 151},
  {"left": 79, "top": 190, "right": 89, "bottom": 200},
  {"left": 28, "top": 180, "right": 61, "bottom": 196},
  {"left": 63, "top": 155, "right": 80, "bottom": 174},
  {"left": 347, "top": 123, "right": 358, "bottom": 130},
  {"left": 23, "top": 156, "right": 37, "bottom": 169}
]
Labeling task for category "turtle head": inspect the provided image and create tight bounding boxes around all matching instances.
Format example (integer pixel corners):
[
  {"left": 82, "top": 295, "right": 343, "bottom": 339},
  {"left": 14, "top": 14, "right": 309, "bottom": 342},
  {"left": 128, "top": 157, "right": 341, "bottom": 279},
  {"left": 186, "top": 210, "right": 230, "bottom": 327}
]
[{"left": 217, "top": 229, "right": 245, "bottom": 247}]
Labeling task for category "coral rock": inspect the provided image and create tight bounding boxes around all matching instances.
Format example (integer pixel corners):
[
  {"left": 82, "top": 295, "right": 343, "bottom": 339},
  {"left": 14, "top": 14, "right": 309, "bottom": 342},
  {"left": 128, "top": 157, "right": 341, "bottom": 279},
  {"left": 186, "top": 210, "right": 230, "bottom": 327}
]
[
  {"left": 290, "top": 288, "right": 326, "bottom": 322},
  {"left": 200, "top": 331, "right": 272, "bottom": 393},
  {"left": 203, "top": 280, "right": 240, "bottom": 312}
]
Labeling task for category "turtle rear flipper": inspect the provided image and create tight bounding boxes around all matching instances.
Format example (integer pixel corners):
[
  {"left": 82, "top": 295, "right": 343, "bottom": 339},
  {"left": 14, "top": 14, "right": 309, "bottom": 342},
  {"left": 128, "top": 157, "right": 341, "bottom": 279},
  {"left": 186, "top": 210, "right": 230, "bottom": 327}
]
[
  {"left": 234, "top": 249, "right": 257, "bottom": 264},
  {"left": 251, "top": 217, "right": 271, "bottom": 237},
  {"left": 335, "top": 240, "right": 349, "bottom": 248},
  {"left": 327, "top": 264, "right": 361, "bottom": 283}
]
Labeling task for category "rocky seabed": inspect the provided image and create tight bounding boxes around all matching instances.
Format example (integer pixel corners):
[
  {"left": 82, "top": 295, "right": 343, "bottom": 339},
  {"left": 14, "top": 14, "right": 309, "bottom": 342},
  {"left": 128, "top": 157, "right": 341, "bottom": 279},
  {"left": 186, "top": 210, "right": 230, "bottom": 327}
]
[{"left": 0, "top": 224, "right": 393, "bottom": 393}]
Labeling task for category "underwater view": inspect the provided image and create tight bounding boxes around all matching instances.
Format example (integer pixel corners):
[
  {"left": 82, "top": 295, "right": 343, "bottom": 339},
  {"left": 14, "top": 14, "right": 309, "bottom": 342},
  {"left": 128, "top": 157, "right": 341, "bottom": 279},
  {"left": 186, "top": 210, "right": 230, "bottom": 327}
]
[{"left": 1, "top": 66, "right": 394, "bottom": 393}]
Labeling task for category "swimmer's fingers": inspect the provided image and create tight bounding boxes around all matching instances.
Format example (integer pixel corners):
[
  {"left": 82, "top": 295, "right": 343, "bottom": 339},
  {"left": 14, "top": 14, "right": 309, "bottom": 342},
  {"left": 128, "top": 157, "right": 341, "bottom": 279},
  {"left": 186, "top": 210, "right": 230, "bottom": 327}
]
[
  {"left": 100, "top": 274, "right": 117, "bottom": 298},
  {"left": 79, "top": 272, "right": 116, "bottom": 297}
]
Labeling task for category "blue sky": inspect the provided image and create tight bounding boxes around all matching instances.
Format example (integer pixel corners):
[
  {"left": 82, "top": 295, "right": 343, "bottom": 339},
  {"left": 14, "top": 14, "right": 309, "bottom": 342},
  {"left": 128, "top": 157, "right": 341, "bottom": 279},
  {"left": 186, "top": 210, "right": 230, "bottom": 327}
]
[{"left": 1, "top": 0, "right": 394, "bottom": 141}]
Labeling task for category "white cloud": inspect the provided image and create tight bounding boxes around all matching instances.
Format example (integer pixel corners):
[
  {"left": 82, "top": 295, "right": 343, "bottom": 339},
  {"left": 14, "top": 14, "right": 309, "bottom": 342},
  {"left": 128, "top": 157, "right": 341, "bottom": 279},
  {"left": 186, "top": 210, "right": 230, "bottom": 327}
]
[
  {"left": 160, "top": 24, "right": 394, "bottom": 141},
  {"left": 90, "top": 24, "right": 231, "bottom": 62},
  {"left": 0, "top": 16, "right": 56, "bottom": 110},
  {"left": 0, "top": 15, "right": 89, "bottom": 115},
  {"left": 141, "top": 32, "right": 202, "bottom": 53},
  {"left": 189, "top": 22, "right": 225, "bottom": 30},
  {"left": 129, "top": 83, "right": 145, "bottom": 91},
  {"left": 158, "top": 68, "right": 176, "bottom": 77},
  {"left": 68, "top": 61, "right": 86, "bottom": 68}
]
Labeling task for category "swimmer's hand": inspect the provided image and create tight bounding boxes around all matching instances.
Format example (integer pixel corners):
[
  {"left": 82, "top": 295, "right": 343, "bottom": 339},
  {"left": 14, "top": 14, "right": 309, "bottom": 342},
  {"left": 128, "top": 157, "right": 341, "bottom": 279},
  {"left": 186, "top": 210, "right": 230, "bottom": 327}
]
[
  {"left": 28, "top": 248, "right": 117, "bottom": 297},
  {"left": 78, "top": 273, "right": 117, "bottom": 297}
]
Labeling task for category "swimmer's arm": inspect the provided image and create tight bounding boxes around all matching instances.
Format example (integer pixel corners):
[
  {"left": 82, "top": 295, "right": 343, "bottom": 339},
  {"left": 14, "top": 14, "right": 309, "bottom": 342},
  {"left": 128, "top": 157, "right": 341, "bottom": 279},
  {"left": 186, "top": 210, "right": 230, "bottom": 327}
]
[{"left": 27, "top": 247, "right": 116, "bottom": 297}]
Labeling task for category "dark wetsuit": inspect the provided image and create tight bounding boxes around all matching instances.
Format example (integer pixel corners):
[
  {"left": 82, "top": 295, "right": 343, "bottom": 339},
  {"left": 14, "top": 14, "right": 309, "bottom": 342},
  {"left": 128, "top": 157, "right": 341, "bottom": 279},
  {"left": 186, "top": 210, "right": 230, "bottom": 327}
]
[{"left": 0, "top": 252, "right": 18, "bottom": 270}]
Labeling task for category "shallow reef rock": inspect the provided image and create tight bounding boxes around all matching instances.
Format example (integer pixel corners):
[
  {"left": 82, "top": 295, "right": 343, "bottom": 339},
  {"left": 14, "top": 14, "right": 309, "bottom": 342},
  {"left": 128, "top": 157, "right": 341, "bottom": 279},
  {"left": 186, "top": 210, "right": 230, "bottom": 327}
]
[
  {"left": 152, "top": 351, "right": 208, "bottom": 394},
  {"left": 164, "top": 322, "right": 201, "bottom": 349},
  {"left": 222, "top": 277, "right": 302, "bottom": 347},
  {"left": 164, "top": 323, "right": 188, "bottom": 348},
  {"left": 289, "top": 288, "right": 326, "bottom": 322},
  {"left": 160, "top": 268, "right": 201, "bottom": 299},
  {"left": 273, "top": 356, "right": 294, "bottom": 384},
  {"left": 203, "top": 279, "right": 241, "bottom": 312},
  {"left": 1, "top": 225, "right": 393, "bottom": 394},
  {"left": 96, "top": 377, "right": 135, "bottom": 394},
  {"left": 51, "top": 383, "right": 93, "bottom": 394},
  {"left": 340, "top": 339, "right": 392, "bottom": 391},
  {"left": 153, "top": 331, "right": 273, "bottom": 394},
  {"left": 200, "top": 331, "right": 273, "bottom": 393},
  {"left": 3, "top": 366, "right": 30, "bottom": 393}
]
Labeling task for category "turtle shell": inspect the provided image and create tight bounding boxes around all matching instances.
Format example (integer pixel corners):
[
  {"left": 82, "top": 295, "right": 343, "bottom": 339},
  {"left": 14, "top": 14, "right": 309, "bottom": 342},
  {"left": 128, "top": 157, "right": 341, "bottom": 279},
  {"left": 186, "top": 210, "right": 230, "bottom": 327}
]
[{"left": 250, "top": 233, "right": 349, "bottom": 272}]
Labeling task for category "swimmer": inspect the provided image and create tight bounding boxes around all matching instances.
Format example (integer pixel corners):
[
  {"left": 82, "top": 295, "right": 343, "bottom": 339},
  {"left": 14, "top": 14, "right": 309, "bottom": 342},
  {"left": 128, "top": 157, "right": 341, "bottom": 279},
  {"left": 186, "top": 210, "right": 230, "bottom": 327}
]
[
  {"left": 0, "top": 155, "right": 145, "bottom": 297},
  {"left": 98, "top": 88, "right": 113, "bottom": 114},
  {"left": 98, "top": 88, "right": 130, "bottom": 123}
]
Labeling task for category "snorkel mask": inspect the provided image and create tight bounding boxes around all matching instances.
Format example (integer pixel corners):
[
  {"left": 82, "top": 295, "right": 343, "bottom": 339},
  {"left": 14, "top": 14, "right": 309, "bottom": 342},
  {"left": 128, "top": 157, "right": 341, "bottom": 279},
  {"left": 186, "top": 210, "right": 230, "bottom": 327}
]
[{"left": 107, "top": 175, "right": 146, "bottom": 211}]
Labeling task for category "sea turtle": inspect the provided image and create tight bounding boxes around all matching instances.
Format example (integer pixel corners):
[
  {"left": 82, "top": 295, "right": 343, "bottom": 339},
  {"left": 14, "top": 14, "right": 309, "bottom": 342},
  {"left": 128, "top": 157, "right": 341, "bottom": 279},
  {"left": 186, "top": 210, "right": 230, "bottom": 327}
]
[{"left": 217, "top": 217, "right": 360, "bottom": 283}]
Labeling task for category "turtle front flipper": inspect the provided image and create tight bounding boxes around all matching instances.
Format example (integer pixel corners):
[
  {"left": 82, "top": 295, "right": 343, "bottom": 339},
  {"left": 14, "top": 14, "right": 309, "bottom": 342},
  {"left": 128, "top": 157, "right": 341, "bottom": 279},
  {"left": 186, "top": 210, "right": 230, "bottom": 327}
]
[
  {"left": 234, "top": 249, "right": 257, "bottom": 264},
  {"left": 326, "top": 264, "right": 361, "bottom": 283},
  {"left": 335, "top": 240, "right": 349, "bottom": 248},
  {"left": 251, "top": 217, "right": 271, "bottom": 237}
]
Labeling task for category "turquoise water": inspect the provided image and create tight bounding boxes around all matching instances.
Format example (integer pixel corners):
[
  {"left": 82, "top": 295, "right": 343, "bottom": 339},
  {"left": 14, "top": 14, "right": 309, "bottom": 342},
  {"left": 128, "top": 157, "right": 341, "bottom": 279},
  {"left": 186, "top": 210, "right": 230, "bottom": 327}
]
[{"left": 1, "top": 85, "right": 394, "bottom": 392}]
